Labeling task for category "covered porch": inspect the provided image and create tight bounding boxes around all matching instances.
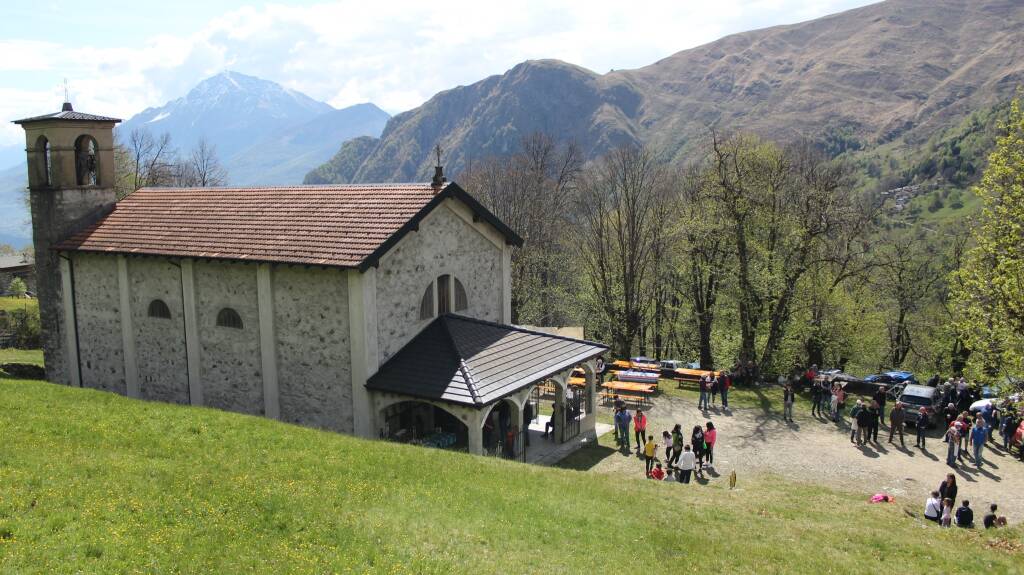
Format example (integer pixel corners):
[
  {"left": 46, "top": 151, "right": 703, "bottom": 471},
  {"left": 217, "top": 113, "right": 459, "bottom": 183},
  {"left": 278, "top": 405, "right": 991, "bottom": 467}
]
[{"left": 366, "top": 314, "right": 608, "bottom": 461}]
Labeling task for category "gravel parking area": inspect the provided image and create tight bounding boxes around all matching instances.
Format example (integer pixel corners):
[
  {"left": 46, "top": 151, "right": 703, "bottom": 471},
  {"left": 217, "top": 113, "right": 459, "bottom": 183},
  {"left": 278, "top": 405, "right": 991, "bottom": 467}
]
[{"left": 585, "top": 390, "right": 1024, "bottom": 523}]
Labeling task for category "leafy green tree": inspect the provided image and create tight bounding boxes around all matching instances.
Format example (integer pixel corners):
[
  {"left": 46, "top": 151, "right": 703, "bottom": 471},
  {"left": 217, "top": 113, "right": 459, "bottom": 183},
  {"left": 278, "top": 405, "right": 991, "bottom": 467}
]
[
  {"left": 952, "top": 98, "right": 1024, "bottom": 381},
  {"left": 7, "top": 277, "right": 27, "bottom": 297}
]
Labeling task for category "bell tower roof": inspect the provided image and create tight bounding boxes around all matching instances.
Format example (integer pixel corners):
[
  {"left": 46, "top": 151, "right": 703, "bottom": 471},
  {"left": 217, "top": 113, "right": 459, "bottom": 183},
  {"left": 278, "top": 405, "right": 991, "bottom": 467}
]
[{"left": 13, "top": 104, "right": 120, "bottom": 125}]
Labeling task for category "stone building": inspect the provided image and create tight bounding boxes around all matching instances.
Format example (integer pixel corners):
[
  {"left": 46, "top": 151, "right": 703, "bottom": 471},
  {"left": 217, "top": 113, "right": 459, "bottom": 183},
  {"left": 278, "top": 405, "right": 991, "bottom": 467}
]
[
  {"left": 14, "top": 103, "right": 606, "bottom": 456},
  {"left": 0, "top": 254, "right": 35, "bottom": 295}
]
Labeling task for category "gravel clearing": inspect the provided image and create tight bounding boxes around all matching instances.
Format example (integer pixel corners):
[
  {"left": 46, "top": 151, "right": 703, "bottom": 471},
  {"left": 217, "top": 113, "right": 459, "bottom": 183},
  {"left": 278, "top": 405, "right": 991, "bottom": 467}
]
[{"left": 588, "top": 390, "right": 1024, "bottom": 523}]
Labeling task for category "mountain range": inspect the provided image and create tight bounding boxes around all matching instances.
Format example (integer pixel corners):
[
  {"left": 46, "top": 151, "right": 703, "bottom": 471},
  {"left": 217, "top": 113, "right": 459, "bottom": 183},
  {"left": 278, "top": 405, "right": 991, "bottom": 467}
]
[
  {"left": 118, "top": 72, "right": 390, "bottom": 185},
  {"left": 305, "top": 0, "right": 1024, "bottom": 184},
  {"left": 0, "top": 72, "right": 389, "bottom": 247}
]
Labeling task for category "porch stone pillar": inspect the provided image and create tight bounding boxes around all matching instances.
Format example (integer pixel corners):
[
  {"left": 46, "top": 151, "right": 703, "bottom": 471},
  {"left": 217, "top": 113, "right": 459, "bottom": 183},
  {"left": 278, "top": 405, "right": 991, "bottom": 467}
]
[
  {"left": 467, "top": 408, "right": 485, "bottom": 456},
  {"left": 581, "top": 359, "right": 598, "bottom": 437},
  {"left": 551, "top": 371, "right": 569, "bottom": 443}
]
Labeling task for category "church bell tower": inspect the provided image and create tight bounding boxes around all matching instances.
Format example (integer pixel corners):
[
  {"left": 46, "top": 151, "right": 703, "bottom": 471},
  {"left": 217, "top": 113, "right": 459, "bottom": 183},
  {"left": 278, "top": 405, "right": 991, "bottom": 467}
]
[{"left": 13, "top": 101, "right": 120, "bottom": 386}]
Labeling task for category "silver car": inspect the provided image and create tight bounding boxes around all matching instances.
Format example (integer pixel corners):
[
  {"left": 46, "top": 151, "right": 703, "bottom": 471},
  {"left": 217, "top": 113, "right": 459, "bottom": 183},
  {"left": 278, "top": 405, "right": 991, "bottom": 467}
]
[{"left": 898, "top": 384, "right": 940, "bottom": 428}]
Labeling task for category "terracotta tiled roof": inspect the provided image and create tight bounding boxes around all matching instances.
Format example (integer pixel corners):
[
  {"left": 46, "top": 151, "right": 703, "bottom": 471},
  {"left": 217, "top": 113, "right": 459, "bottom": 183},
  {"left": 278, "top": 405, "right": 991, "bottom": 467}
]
[{"left": 55, "top": 182, "right": 522, "bottom": 269}]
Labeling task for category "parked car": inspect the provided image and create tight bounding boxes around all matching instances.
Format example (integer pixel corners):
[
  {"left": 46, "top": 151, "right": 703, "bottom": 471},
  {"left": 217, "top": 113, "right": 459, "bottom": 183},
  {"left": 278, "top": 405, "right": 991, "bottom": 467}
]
[
  {"left": 898, "top": 384, "right": 941, "bottom": 428},
  {"left": 659, "top": 360, "right": 684, "bottom": 378},
  {"left": 864, "top": 370, "right": 916, "bottom": 385}
]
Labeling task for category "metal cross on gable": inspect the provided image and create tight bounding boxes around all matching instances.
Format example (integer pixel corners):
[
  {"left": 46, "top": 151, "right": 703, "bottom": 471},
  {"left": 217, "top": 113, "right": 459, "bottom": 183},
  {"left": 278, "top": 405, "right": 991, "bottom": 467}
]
[{"left": 435, "top": 143, "right": 443, "bottom": 167}]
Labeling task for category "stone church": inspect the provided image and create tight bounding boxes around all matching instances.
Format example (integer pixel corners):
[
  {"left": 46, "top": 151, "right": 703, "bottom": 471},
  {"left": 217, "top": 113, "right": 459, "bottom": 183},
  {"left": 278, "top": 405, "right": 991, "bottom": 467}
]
[{"left": 15, "top": 102, "right": 606, "bottom": 456}]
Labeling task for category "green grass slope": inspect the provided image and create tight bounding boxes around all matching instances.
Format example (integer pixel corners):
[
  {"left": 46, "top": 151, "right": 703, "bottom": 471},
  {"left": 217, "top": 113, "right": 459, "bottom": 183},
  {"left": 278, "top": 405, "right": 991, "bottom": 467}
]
[{"left": 0, "top": 378, "right": 1019, "bottom": 574}]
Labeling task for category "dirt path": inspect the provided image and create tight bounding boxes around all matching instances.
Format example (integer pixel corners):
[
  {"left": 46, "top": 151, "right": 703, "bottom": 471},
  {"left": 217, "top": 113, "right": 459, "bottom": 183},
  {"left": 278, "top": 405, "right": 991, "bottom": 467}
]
[{"left": 588, "top": 393, "right": 1024, "bottom": 523}]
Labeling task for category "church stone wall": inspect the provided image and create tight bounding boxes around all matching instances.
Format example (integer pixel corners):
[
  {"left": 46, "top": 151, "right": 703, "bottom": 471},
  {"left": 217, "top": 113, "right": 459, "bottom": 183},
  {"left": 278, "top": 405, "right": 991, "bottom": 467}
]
[
  {"left": 129, "top": 258, "right": 189, "bottom": 403},
  {"left": 375, "top": 201, "right": 503, "bottom": 363},
  {"left": 195, "top": 261, "right": 263, "bottom": 415},
  {"left": 272, "top": 266, "right": 353, "bottom": 432},
  {"left": 71, "top": 253, "right": 125, "bottom": 394}
]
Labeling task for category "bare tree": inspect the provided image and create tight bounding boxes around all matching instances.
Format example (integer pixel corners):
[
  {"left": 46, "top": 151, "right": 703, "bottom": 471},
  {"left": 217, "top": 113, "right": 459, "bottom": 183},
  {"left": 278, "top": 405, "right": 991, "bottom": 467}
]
[
  {"left": 117, "top": 128, "right": 176, "bottom": 196},
  {"left": 574, "top": 145, "right": 670, "bottom": 357},
  {"left": 875, "top": 234, "right": 944, "bottom": 368},
  {"left": 184, "top": 137, "right": 228, "bottom": 187},
  {"left": 462, "top": 133, "right": 580, "bottom": 324}
]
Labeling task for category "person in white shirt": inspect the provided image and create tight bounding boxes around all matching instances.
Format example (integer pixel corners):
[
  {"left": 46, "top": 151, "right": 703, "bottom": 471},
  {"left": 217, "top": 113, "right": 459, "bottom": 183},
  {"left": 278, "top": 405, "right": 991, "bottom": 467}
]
[
  {"left": 924, "top": 491, "right": 943, "bottom": 523},
  {"left": 677, "top": 445, "right": 697, "bottom": 484}
]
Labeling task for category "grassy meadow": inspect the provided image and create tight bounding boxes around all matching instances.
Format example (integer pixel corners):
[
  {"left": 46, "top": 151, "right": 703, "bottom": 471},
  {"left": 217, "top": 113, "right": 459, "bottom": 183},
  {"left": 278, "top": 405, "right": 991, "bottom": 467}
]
[
  {"left": 0, "top": 297, "right": 36, "bottom": 315},
  {"left": 0, "top": 377, "right": 1020, "bottom": 574},
  {"left": 0, "top": 348, "right": 43, "bottom": 366}
]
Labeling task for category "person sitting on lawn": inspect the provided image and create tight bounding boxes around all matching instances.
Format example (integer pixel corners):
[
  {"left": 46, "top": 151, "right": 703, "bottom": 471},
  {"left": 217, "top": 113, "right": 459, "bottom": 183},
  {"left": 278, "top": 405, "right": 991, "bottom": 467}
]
[
  {"left": 649, "top": 462, "right": 666, "bottom": 481},
  {"left": 924, "top": 491, "right": 942, "bottom": 523},
  {"left": 955, "top": 500, "right": 974, "bottom": 528},
  {"left": 984, "top": 504, "right": 1001, "bottom": 529}
]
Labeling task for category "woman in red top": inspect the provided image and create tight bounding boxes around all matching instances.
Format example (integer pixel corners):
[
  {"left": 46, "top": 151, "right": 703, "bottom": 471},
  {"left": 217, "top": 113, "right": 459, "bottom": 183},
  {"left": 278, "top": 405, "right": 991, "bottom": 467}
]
[
  {"left": 704, "top": 421, "right": 717, "bottom": 466},
  {"left": 634, "top": 409, "right": 648, "bottom": 454}
]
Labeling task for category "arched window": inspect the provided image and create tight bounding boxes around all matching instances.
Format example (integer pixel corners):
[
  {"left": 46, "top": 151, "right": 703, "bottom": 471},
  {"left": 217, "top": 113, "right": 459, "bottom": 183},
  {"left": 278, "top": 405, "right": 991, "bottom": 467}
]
[
  {"left": 437, "top": 274, "right": 451, "bottom": 315},
  {"left": 216, "top": 308, "right": 243, "bottom": 329},
  {"left": 35, "top": 136, "right": 51, "bottom": 187},
  {"left": 453, "top": 277, "right": 468, "bottom": 312},
  {"left": 419, "top": 283, "right": 434, "bottom": 321},
  {"left": 74, "top": 135, "right": 99, "bottom": 186},
  {"left": 147, "top": 299, "right": 171, "bottom": 319},
  {"left": 419, "top": 274, "right": 468, "bottom": 320}
]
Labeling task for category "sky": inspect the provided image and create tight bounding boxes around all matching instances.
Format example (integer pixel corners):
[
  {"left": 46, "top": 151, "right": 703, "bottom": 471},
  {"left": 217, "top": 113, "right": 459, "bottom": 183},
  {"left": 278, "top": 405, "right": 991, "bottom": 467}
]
[{"left": 0, "top": 0, "right": 879, "bottom": 156}]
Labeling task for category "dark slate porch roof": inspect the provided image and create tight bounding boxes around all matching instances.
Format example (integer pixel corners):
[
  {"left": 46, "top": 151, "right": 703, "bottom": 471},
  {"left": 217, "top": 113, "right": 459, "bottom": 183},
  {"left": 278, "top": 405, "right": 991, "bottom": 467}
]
[{"left": 367, "top": 314, "right": 607, "bottom": 407}]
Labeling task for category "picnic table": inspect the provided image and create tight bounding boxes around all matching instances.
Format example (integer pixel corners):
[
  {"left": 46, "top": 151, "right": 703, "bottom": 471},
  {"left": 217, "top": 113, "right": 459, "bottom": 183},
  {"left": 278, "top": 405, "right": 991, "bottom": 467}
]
[
  {"left": 611, "top": 360, "right": 659, "bottom": 372},
  {"left": 601, "top": 380, "right": 655, "bottom": 406},
  {"left": 673, "top": 368, "right": 717, "bottom": 380},
  {"left": 672, "top": 368, "right": 724, "bottom": 388}
]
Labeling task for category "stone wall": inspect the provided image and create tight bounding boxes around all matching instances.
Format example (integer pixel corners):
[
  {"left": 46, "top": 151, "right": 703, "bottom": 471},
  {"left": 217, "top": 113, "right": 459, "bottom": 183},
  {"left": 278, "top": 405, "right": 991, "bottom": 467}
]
[
  {"left": 71, "top": 253, "right": 125, "bottom": 394},
  {"left": 195, "top": 260, "right": 263, "bottom": 415},
  {"left": 375, "top": 201, "right": 503, "bottom": 363},
  {"left": 129, "top": 258, "right": 189, "bottom": 403},
  {"left": 273, "top": 266, "right": 352, "bottom": 432}
]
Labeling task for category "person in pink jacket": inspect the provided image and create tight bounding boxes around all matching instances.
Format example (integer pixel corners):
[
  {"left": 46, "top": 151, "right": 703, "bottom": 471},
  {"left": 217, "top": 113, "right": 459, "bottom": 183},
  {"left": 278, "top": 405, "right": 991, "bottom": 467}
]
[{"left": 704, "top": 421, "right": 717, "bottom": 466}]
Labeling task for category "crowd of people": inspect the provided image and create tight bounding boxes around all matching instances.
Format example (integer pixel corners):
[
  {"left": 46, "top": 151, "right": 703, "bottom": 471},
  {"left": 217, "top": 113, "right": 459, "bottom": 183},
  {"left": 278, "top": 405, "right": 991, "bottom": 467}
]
[
  {"left": 610, "top": 398, "right": 717, "bottom": 484},
  {"left": 923, "top": 473, "right": 1007, "bottom": 529},
  {"left": 794, "top": 368, "right": 1019, "bottom": 527},
  {"left": 601, "top": 358, "right": 1021, "bottom": 528},
  {"left": 697, "top": 371, "right": 731, "bottom": 410}
]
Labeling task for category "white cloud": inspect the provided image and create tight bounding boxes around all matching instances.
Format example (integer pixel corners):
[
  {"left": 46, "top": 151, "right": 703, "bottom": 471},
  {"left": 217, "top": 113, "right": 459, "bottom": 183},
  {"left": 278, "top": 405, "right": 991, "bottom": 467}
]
[{"left": 0, "top": 0, "right": 877, "bottom": 149}]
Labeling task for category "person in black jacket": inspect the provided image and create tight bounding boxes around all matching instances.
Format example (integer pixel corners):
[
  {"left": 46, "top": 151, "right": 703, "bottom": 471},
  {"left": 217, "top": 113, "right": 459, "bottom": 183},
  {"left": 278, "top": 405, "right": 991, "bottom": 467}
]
[
  {"left": 855, "top": 402, "right": 871, "bottom": 445},
  {"left": 938, "top": 474, "right": 958, "bottom": 504},
  {"left": 867, "top": 400, "right": 881, "bottom": 443},
  {"left": 873, "top": 386, "right": 888, "bottom": 424},
  {"left": 955, "top": 500, "right": 974, "bottom": 528}
]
